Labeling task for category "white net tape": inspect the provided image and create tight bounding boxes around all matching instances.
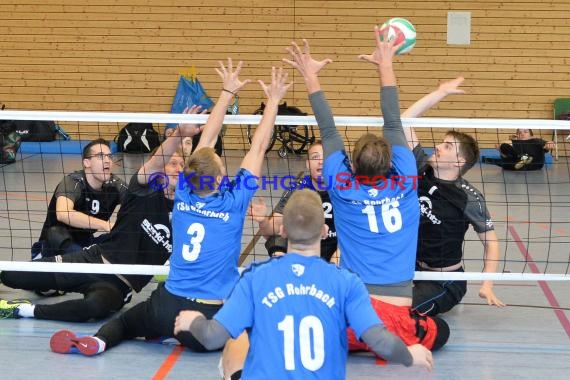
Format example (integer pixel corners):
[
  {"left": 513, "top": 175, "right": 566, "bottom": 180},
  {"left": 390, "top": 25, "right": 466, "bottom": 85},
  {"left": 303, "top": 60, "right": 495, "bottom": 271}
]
[{"left": 2, "top": 110, "right": 570, "bottom": 129}]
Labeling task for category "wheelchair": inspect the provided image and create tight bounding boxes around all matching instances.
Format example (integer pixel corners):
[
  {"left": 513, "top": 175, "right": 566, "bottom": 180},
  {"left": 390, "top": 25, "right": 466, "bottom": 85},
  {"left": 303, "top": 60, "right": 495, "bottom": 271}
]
[{"left": 246, "top": 102, "right": 315, "bottom": 158}]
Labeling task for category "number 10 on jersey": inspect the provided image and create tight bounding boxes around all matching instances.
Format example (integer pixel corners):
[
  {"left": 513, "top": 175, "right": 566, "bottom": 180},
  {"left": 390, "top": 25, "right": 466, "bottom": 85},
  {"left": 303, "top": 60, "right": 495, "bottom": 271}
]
[{"left": 278, "top": 314, "right": 325, "bottom": 371}]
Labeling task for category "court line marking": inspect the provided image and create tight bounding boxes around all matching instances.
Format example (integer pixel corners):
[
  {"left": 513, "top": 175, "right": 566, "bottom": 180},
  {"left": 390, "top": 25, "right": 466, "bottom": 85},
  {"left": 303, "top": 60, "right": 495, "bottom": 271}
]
[
  {"left": 508, "top": 225, "right": 570, "bottom": 339},
  {"left": 152, "top": 345, "right": 184, "bottom": 380}
]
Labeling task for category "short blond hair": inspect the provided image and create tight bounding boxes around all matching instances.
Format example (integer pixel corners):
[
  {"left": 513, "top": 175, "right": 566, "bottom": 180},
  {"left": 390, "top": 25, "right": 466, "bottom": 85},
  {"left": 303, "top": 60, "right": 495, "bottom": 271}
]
[
  {"left": 282, "top": 190, "right": 324, "bottom": 245},
  {"left": 184, "top": 147, "right": 223, "bottom": 196}
]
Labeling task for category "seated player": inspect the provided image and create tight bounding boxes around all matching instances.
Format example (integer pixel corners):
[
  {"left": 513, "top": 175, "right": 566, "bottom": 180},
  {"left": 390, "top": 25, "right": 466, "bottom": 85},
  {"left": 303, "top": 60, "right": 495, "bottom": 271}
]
[
  {"left": 485, "top": 129, "right": 555, "bottom": 171},
  {"left": 401, "top": 76, "right": 506, "bottom": 315},
  {"left": 254, "top": 140, "right": 338, "bottom": 263},
  {"left": 282, "top": 32, "right": 450, "bottom": 358},
  {"left": 31, "top": 138, "right": 127, "bottom": 260},
  {"left": 0, "top": 118, "right": 202, "bottom": 321},
  {"left": 47, "top": 61, "right": 290, "bottom": 354},
  {"left": 173, "top": 190, "right": 434, "bottom": 379}
]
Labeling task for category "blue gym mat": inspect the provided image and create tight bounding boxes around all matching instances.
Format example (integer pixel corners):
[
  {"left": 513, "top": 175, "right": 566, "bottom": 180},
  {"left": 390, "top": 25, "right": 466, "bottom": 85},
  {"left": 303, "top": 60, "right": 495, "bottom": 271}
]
[{"left": 19, "top": 140, "right": 118, "bottom": 155}]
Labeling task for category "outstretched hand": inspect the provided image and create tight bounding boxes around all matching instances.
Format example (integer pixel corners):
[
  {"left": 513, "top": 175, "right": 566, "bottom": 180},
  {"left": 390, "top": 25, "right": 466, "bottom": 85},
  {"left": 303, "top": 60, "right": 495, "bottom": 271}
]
[
  {"left": 248, "top": 197, "right": 268, "bottom": 223},
  {"left": 282, "top": 39, "right": 333, "bottom": 80},
  {"left": 438, "top": 76, "right": 466, "bottom": 96},
  {"left": 215, "top": 58, "right": 251, "bottom": 95},
  {"left": 479, "top": 284, "right": 506, "bottom": 308},
  {"left": 258, "top": 67, "right": 292, "bottom": 104},
  {"left": 178, "top": 105, "right": 208, "bottom": 137},
  {"left": 358, "top": 25, "right": 402, "bottom": 66}
]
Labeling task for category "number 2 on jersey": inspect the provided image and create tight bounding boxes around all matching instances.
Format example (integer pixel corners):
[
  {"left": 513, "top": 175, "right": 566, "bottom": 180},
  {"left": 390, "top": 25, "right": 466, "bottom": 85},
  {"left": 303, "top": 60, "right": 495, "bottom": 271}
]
[
  {"left": 182, "top": 222, "right": 205, "bottom": 261},
  {"left": 278, "top": 315, "right": 325, "bottom": 371},
  {"left": 361, "top": 200, "right": 402, "bottom": 233},
  {"left": 322, "top": 202, "right": 333, "bottom": 219}
]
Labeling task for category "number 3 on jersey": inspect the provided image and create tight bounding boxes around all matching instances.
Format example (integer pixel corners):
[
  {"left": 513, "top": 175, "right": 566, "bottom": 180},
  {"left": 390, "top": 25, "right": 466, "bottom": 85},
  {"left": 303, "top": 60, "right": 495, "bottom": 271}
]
[
  {"left": 182, "top": 222, "right": 205, "bottom": 261},
  {"left": 361, "top": 200, "right": 402, "bottom": 233}
]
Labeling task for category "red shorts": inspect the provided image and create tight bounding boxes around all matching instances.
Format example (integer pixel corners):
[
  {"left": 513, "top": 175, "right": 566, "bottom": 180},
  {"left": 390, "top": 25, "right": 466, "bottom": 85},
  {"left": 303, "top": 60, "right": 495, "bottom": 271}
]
[{"left": 348, "top": 298, "right": 439, "bottom": 353}]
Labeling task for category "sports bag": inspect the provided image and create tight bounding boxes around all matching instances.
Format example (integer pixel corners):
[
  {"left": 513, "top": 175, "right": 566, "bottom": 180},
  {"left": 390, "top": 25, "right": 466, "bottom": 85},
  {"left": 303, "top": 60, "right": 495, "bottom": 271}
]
[
  {"left": 0, "top": 119, "right": 22, "bottom": 164},
  {"left": 116, "top": 122, "right": 160, "bottom": 153},
  {"left": 14, "top": 120, "right": 57, "bottom": 142},
  {"left": 166, "top": 75, "right": 214, "bottom": 130}
]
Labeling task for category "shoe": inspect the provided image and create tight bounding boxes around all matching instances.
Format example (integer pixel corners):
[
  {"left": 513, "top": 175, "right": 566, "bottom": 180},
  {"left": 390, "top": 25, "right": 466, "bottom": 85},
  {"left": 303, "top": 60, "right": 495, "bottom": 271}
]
[
  {"left": 514, "top": 154, "right": 533, "bottom": 170},
  {"left": 0, "top": 299, "right": 31, "bottom": 319},
  {"left": 50, "top": 330, "right": 101, "bottom": 356},
  {"left": 31, "top": 241, "right": 43, "bottom": 261},
  {"left": 35, "top": 289, "right": 66, "bottom": 297},
  {"left": 152, "top": 275, "right": 167, "bottom": 283}
]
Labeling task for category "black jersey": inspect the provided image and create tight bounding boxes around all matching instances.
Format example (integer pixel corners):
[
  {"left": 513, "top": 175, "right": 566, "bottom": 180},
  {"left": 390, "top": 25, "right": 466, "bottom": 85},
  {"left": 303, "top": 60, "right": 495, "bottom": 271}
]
[
  {"left": 414, "top": 146, "right": 494, "bottom": 268},
  {"left": 99, "top": 174, "right": 173, "bottom": 292},
  {"left": 274, "top": 176, "right": 337, "bottom": 261},
  {"left": 39, "top": 171, "right": 127, "bottom": 246}
]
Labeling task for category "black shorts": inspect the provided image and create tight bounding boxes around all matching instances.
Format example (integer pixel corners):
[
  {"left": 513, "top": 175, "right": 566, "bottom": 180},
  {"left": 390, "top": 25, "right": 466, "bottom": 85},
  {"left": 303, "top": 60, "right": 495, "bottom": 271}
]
[{"left": 53, "top": 245, "right": 132, "bottom": 300}]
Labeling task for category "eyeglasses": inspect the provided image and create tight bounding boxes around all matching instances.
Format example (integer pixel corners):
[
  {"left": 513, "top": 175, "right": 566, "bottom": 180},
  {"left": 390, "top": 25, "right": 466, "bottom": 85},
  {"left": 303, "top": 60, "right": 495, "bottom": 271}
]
[{"left": 87, "top": 153, "right": 114, "bottom": 161}]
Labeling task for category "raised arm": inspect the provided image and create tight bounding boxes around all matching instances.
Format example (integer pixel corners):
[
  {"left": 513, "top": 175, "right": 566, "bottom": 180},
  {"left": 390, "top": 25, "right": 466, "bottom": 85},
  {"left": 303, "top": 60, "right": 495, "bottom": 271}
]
[
  {"left": 359, "top": 26, "right": 407, "bottom": 148},
  {"left": 137, "top": 123, "right": 199, "bottom": 186},
  {"left": 194, "top": 59, "right": 251, "bottom": 152},
  {"left": 240, "top": 67, "right": 291, "bottom": 177},
  {"left": 283, "top": 39, "right": 343, "bottom": 160},
  {"left": 401, "top": 77, "right": 466, "bottom": 149}
]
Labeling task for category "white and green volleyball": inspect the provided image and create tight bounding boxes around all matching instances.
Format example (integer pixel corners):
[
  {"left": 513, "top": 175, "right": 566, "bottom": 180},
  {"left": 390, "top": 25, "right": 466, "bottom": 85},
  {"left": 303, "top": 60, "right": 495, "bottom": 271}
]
[{"left": 379, "top": 18, "right": 416, "bottom": 55}]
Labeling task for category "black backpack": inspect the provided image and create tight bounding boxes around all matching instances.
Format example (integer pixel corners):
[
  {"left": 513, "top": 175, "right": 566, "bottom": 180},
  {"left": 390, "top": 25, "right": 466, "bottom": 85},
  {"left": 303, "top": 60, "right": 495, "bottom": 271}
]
[
  {"left": 116, "top": 122, "right": 160, "bottom": 153},
  {"left": 13, "top": 120, "right": 57, "bottom": 142}
]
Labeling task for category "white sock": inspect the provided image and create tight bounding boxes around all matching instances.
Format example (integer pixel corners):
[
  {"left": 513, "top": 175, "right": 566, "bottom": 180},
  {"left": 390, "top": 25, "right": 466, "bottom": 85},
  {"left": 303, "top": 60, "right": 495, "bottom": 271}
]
[
  {"left": 93, "top": 337, "right": 106, "bottom": 354},
  {"left": 16, "top": 304, "right": 35, "bottom": 318}
]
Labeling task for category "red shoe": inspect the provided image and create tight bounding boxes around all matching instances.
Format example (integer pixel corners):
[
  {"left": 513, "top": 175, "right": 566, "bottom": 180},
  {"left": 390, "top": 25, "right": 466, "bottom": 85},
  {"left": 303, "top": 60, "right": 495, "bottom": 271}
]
[{"left": 50, "top": 330, "right": 101, "bottom": 356}]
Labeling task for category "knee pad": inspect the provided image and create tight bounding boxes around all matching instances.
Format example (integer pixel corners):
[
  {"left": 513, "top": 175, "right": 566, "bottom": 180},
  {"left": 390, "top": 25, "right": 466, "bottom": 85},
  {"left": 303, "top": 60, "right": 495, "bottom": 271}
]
[
  {"left": 84, "top": 283, "right": 124, "bottom": 319},
  {"left": 44, "top": 226, "right": 73, "bottom": 256},
  {"left": 431, "top": 316, "right": 450, "bottom": 351}
]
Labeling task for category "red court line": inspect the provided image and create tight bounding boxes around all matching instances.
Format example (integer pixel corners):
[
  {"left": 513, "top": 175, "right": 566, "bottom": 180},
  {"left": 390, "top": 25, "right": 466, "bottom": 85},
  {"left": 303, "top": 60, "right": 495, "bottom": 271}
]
[
  {"left": 0, "top": 192, "right": 49, "bottom": 201},
  {"left": 508, "top": 226, "right": 570, "bottom": 339},
  {"left": 152, "top": 345, "right": 184, "bottom": 380},
  {"left": 470, "top": 282, "right": 536, "bottom": 287}
]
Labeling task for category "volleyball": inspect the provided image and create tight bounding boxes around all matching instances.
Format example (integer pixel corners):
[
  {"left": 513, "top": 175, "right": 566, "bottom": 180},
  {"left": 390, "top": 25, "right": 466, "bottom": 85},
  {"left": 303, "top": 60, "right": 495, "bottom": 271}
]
[{"left": 379, "top": 17, "right": 416, "bottom": 55}]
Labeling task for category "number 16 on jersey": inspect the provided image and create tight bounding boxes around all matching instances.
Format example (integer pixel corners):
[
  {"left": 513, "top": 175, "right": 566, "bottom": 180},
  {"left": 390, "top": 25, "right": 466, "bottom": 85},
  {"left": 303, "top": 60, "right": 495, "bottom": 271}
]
[{"left": 361, "top": 201, "right": 402, "bottom": 233}]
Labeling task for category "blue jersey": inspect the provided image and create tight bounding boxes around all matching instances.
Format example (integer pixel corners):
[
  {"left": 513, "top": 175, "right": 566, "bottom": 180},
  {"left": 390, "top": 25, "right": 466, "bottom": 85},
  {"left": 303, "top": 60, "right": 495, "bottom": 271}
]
[
  {"left": 323, "top": 148, "right": 419, "bottom": 285},
  {"left": 215, "top": 254, "right": 381, "bottom": 380},
  {"left": 166, "top": 168, "right": 257, "bottom": 299}
]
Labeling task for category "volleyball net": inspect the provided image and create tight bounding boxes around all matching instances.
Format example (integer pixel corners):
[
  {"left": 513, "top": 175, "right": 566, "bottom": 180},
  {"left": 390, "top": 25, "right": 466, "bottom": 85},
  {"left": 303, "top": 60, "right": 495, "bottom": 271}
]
[{"left": 1, "top": 110, "right": 570, "bottom": 283}]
